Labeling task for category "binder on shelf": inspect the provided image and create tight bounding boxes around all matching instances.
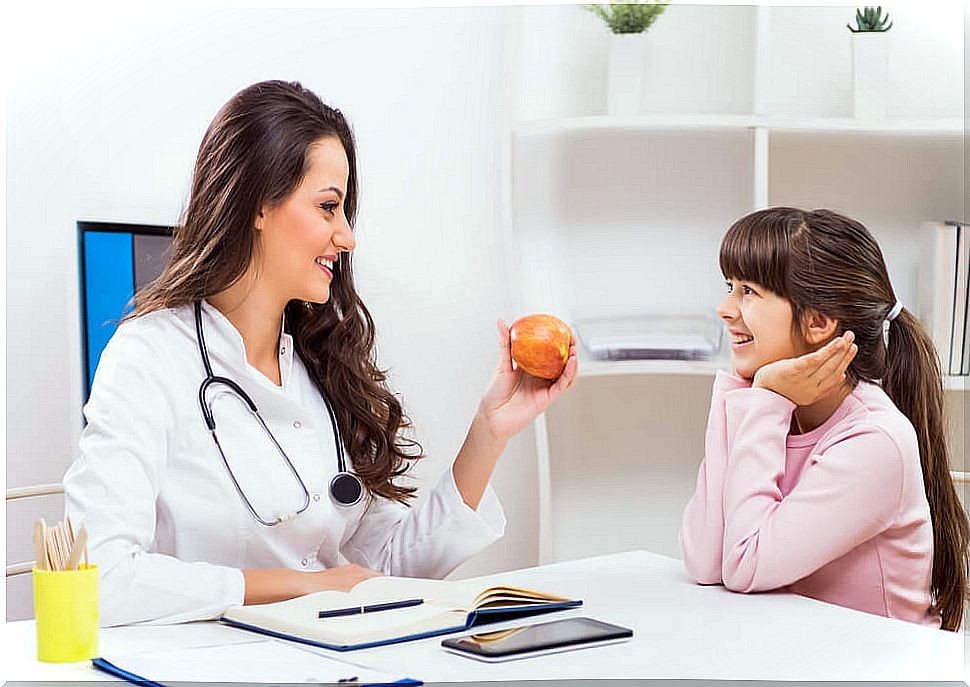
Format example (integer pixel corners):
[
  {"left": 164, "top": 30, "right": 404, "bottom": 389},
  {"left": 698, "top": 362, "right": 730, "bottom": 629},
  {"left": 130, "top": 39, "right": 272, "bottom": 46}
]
[
  {"left": 918, "top": 220, "right": 968, "bottom": 375},
  {"left": 962, "top": 229, "right": 970, "bottom": 375},
  {"left": 949, "top": 223, "right": 969, "bottom": 375}
]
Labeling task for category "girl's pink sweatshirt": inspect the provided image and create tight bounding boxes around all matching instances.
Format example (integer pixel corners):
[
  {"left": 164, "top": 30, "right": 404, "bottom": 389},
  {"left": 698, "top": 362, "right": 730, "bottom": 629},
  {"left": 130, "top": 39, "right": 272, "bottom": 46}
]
[{"left": 679, "top": 370, "right": 939, "bottom": 628}]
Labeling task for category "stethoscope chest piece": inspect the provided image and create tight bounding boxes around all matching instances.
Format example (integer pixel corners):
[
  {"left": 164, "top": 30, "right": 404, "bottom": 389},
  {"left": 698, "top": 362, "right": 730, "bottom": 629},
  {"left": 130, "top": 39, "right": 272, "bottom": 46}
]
[{"left": 330, "top": 471, "right": 364, "bottom": 507}]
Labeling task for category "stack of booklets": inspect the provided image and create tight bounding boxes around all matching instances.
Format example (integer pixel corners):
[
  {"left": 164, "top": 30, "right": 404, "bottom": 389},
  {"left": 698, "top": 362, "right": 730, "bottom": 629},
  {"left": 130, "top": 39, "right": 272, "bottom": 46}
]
[
  {"left": 220, "top": 575, "right": 582, "bottom": 651},
  {"left": 919, "top": 220, "right": 970, "bottom": 375},
  {"left": 575, "top": 314, "right": 723, "bottom": 361}
]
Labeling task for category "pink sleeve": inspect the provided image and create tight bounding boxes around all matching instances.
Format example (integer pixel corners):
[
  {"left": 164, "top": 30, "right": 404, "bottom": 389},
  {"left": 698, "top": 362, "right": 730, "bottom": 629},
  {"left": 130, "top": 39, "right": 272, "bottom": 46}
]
[
  {"left": 720, "top": 387, "right": 904, "bottom": 592},
  {"left": 679, "top": 370, "right": 751, "bottom": 584}
]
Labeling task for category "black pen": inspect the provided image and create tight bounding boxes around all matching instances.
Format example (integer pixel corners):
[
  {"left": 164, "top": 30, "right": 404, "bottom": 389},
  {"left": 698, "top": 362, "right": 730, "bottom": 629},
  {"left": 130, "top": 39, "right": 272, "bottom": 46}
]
[{"left": 318, "top": 598, "right": 424, "bottom": 619}]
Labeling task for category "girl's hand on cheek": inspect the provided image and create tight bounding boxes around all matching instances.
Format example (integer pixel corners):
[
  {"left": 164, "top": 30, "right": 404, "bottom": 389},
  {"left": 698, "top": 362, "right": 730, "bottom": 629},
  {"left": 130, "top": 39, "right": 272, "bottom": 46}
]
[{"left": 753, "top": 331, "right": 857, "bottom": 406}]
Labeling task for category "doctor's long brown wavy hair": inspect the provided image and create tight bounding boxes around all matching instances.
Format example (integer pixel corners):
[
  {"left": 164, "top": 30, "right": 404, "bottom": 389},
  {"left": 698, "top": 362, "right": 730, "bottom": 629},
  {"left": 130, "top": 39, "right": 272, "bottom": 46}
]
[
  {"left": 720, "top": 207, "right": 968, "bottom": 631},
  {"left": 129, "top": 80, "right": 422, "bottom": 503}
]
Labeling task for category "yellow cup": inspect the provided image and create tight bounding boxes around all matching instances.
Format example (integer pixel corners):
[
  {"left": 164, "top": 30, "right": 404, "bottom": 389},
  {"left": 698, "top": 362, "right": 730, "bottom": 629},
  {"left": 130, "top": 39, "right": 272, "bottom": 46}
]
[{"left": 33, "top": 564, "right": 99, "bottom": 663}]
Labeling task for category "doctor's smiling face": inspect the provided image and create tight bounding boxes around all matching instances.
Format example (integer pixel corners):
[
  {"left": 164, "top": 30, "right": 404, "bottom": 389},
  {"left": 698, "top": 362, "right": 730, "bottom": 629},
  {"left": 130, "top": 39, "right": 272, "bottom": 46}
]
[
  {"left": 717, "top": 279, "right": 811, "bottom": 381},
  {"left": 255, "top": 136, "right": 356, "bottom": 306}
]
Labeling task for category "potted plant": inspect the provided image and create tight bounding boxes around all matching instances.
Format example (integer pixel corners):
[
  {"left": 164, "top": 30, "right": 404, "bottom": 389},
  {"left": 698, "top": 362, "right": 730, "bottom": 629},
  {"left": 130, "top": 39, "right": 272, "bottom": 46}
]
[
  {"left": 847, "top": 6, "right": 893, "bottom": 120},
  {"left": 585, "top": 1, "right": 669, "bottom": 116}
]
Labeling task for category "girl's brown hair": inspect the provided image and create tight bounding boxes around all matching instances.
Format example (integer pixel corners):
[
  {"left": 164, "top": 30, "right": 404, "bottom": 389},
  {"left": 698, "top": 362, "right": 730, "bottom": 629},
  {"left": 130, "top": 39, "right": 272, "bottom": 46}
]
[
  {"left": 720, "top": 206, "right": 968, "bottom": 631},
  {"left": 129, "top": 80, "right": 421, "bottom": 503}
]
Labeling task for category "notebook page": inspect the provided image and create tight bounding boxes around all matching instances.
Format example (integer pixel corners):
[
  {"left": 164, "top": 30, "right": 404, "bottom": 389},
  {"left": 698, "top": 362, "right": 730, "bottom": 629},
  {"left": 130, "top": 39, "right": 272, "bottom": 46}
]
[
  {"left": 224, "top": 590, "right": 468, "bottom": 646},
  {"left": 473, "top": 586, "right": 574, "bottom": 608},
  {"left": 350, "top": 575, "right": 484, "bottom": 608}
]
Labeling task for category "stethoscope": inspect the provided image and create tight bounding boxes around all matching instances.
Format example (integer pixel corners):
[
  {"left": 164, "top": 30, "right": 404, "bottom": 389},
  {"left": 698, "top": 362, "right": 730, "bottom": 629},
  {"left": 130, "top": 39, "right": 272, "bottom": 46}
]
[{"left": 194, "top": 301, "right": 365, "bottom": 526}]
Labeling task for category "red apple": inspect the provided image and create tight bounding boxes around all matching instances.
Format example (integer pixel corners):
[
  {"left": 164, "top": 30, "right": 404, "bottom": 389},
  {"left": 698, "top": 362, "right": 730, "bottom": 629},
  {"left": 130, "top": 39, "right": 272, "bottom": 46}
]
[{"left": 509, "top": 314, "right": 572, "bottom": 380}]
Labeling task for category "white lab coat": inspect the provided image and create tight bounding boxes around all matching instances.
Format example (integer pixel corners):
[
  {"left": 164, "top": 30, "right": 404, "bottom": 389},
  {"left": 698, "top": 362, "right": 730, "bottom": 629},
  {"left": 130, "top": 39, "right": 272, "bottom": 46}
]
[{"left": 63, "top": 300, "right": 506, "bottom": 627}]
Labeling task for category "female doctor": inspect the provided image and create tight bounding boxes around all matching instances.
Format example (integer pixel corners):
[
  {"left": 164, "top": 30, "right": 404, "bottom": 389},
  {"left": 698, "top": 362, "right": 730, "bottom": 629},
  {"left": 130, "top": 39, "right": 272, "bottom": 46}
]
[{"left": 63, "top": 80, "right": 578, "bottom": 627}]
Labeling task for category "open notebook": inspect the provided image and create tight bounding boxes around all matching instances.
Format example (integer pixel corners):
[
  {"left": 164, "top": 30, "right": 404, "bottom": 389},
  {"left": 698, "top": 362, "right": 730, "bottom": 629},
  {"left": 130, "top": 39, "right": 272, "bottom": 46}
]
[{"left": 221, "top": 575, "right": 582, "bottom": 651}]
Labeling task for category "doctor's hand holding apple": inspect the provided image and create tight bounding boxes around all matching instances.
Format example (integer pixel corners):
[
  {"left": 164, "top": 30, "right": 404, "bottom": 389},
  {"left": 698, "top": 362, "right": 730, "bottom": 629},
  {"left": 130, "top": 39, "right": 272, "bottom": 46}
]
[
  {"left": 483, "top": 314, "right": 578, "bottom": 439},
  {"left": 452, "top": 314, "right": 578, "bottom": 510}
]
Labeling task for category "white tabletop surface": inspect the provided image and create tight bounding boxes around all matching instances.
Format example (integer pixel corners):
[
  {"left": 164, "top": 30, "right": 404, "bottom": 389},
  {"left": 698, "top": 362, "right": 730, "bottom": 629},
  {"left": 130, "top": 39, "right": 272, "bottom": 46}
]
[{"left": 3, "top": 550, "right": 965, "bottom": 682}]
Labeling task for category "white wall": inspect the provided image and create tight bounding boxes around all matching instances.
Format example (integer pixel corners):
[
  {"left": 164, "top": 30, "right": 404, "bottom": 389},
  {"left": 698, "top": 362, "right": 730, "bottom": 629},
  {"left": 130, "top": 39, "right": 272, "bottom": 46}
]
[
  {"left": 6, "top": 5, "right": 535, "bottom": 621},
  {"left": 515, "top": 3, "right": 962, "bottom": 120}
]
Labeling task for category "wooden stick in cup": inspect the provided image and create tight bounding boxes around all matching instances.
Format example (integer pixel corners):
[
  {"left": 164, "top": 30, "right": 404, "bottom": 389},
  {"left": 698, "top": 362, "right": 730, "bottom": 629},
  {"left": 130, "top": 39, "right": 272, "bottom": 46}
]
[
  {"left": 32, "top": 520, "right": 47, "bottom": 571},
  {"left": 53, "top": 524, "right": 68, "bottom": 571},
  {"left": 66, "top": 526, "right": 87, "bottom": 571},
  {"left": 42, "top": 521, "right": 54, "bottom": 570},
  {"left": 59, "top": 525, "right": 71, "bottom": 569},
  {"left": 44, "top": 528, "right": 56, "bottom": 570},
  {"left": 53, "top": 525, "right": 65, "bottom": 570},
  {"left": 54, "top": 523, "right": 69, "bottom": 570}
]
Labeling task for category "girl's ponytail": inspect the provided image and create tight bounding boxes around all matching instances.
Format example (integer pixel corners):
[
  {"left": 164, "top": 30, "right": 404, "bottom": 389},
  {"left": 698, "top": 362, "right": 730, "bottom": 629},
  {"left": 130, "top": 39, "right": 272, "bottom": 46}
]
[{"left": 882, "top": 309, "right": 968, "bottom": 631}]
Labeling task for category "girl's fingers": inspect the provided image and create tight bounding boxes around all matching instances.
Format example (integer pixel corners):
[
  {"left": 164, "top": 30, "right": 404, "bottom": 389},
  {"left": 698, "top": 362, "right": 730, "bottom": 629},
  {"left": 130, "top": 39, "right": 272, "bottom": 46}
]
[
  {"left": 811, "top": 356, "right": 845, "bottom": 389},
  {"left": 806, "top": 332, "right": 854, "bottom": 377},
  {"left": 801, "top": 337, "right": 845, "bottom": 378},
  {"left": 843, "top": 342, "right": 859, "bottom": 371},
  {"left": 822, "top": 347, "right": 855, "bottom": 388},
  {"left": 834, "top": 334, "right": 858, "bottom": 375},
  {"left": 813, "top": 339, "right": 857, "bottom": 390}
]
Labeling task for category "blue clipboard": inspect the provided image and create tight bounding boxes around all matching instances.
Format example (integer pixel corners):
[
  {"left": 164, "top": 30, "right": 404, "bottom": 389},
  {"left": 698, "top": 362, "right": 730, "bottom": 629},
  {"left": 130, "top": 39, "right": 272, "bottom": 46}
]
[{"left": 91, "top": 657, "right": 423, "bottom": 686}]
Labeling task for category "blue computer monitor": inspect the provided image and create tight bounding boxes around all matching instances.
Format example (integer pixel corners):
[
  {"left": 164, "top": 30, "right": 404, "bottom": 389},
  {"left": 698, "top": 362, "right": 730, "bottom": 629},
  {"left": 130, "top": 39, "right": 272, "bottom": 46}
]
[{"left": 78, "top": 221, "right": 173, "bottom": 400}]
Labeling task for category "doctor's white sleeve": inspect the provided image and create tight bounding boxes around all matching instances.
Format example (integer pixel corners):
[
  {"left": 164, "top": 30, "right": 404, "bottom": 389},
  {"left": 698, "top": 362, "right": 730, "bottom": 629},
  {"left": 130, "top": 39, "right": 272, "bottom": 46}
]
[
  {"left": 343, "top": 464, "right": 507, "bottom": 578},
  {"left": 63, "top": 324, "right": 245, "bottom": 626}
]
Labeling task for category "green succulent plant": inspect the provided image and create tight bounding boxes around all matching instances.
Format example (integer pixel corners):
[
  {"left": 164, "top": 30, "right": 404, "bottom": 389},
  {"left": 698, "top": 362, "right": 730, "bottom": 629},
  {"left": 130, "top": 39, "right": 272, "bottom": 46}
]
[
  {"left": 847, "top": 6, "right": 893, "bottom": 32},
  {"left": 585, "top": 0, "right": 669, "bottom": 35}
]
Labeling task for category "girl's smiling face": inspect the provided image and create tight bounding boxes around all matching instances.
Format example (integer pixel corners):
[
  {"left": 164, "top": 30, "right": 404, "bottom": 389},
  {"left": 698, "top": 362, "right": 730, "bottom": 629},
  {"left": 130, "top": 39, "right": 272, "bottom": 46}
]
[{"left": 717, "top": 278, "right": 812, "bottom": 380}]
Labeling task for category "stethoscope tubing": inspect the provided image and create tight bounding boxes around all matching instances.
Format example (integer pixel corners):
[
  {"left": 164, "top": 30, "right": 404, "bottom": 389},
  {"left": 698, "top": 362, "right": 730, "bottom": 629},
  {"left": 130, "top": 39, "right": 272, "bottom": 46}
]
[{"left": 193, "top": 301, "right": 364, "bottom": 524}]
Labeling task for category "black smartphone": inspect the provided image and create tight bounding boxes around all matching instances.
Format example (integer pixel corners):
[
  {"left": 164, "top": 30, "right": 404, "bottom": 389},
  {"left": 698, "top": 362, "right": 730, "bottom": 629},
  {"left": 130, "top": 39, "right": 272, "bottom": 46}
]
[{"left": 440, "top": 617, "right": 633, "bottom": 663}]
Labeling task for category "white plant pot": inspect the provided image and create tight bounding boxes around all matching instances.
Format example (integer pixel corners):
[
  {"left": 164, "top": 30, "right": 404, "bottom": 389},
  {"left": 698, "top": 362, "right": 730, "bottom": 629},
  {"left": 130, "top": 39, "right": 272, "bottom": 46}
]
[
  {"left": 608, "top": 33, "right": 646, "bottom": 116},
  {"left": 852, "top": 32, "right": 889, "bottom": 120}
]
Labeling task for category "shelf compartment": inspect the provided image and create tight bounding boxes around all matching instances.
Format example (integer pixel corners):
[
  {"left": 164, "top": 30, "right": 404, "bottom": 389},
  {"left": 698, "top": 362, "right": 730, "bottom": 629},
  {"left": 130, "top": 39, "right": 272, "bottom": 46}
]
[{"left": 511, "top": 126, "right": 755, "bottom": 322}]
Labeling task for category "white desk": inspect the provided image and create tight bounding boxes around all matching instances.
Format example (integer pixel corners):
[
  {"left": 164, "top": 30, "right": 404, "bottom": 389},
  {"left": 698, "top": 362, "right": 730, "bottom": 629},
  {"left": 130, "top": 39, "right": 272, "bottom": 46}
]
[{"left": 4, "top": 550, "right": 964, "bottom": 682}]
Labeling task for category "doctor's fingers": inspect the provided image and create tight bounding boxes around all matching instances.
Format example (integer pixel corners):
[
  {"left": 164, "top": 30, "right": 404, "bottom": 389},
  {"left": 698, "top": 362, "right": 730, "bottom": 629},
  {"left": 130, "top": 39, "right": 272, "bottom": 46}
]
[
  {"left": 310, "top": 564, "right": 384, "bottom": 593},
  {"left": 550, "top": 350, "right": 579, "bottom": 396},
  {"left": 496, "top": 319, "right": 513, "bottom": 374}
]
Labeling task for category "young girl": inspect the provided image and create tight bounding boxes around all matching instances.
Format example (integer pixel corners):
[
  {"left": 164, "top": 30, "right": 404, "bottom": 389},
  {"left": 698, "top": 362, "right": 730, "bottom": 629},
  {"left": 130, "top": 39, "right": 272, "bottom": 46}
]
[
  {"left": 63, "top": 80, "right": 578, "bottom": 626},
  {"left": 679, "top": 207, "right": 968, "bottom": 631}
]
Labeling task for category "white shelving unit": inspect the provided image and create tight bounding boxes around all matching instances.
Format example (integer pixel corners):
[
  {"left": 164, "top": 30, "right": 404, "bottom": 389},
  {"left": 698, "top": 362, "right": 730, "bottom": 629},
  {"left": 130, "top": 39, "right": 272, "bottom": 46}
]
[
  {"left": 577, "top": 358, "right": 728, "bottom": 379},
  {"left": 507, "top": 5, "right": 966, "bottom": 565},
  {"left": 515, "top": 114, "right": 965, "bottom": 138},
  {"left": 578, "top": 359, "right": 970, "bottom": 391}
]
